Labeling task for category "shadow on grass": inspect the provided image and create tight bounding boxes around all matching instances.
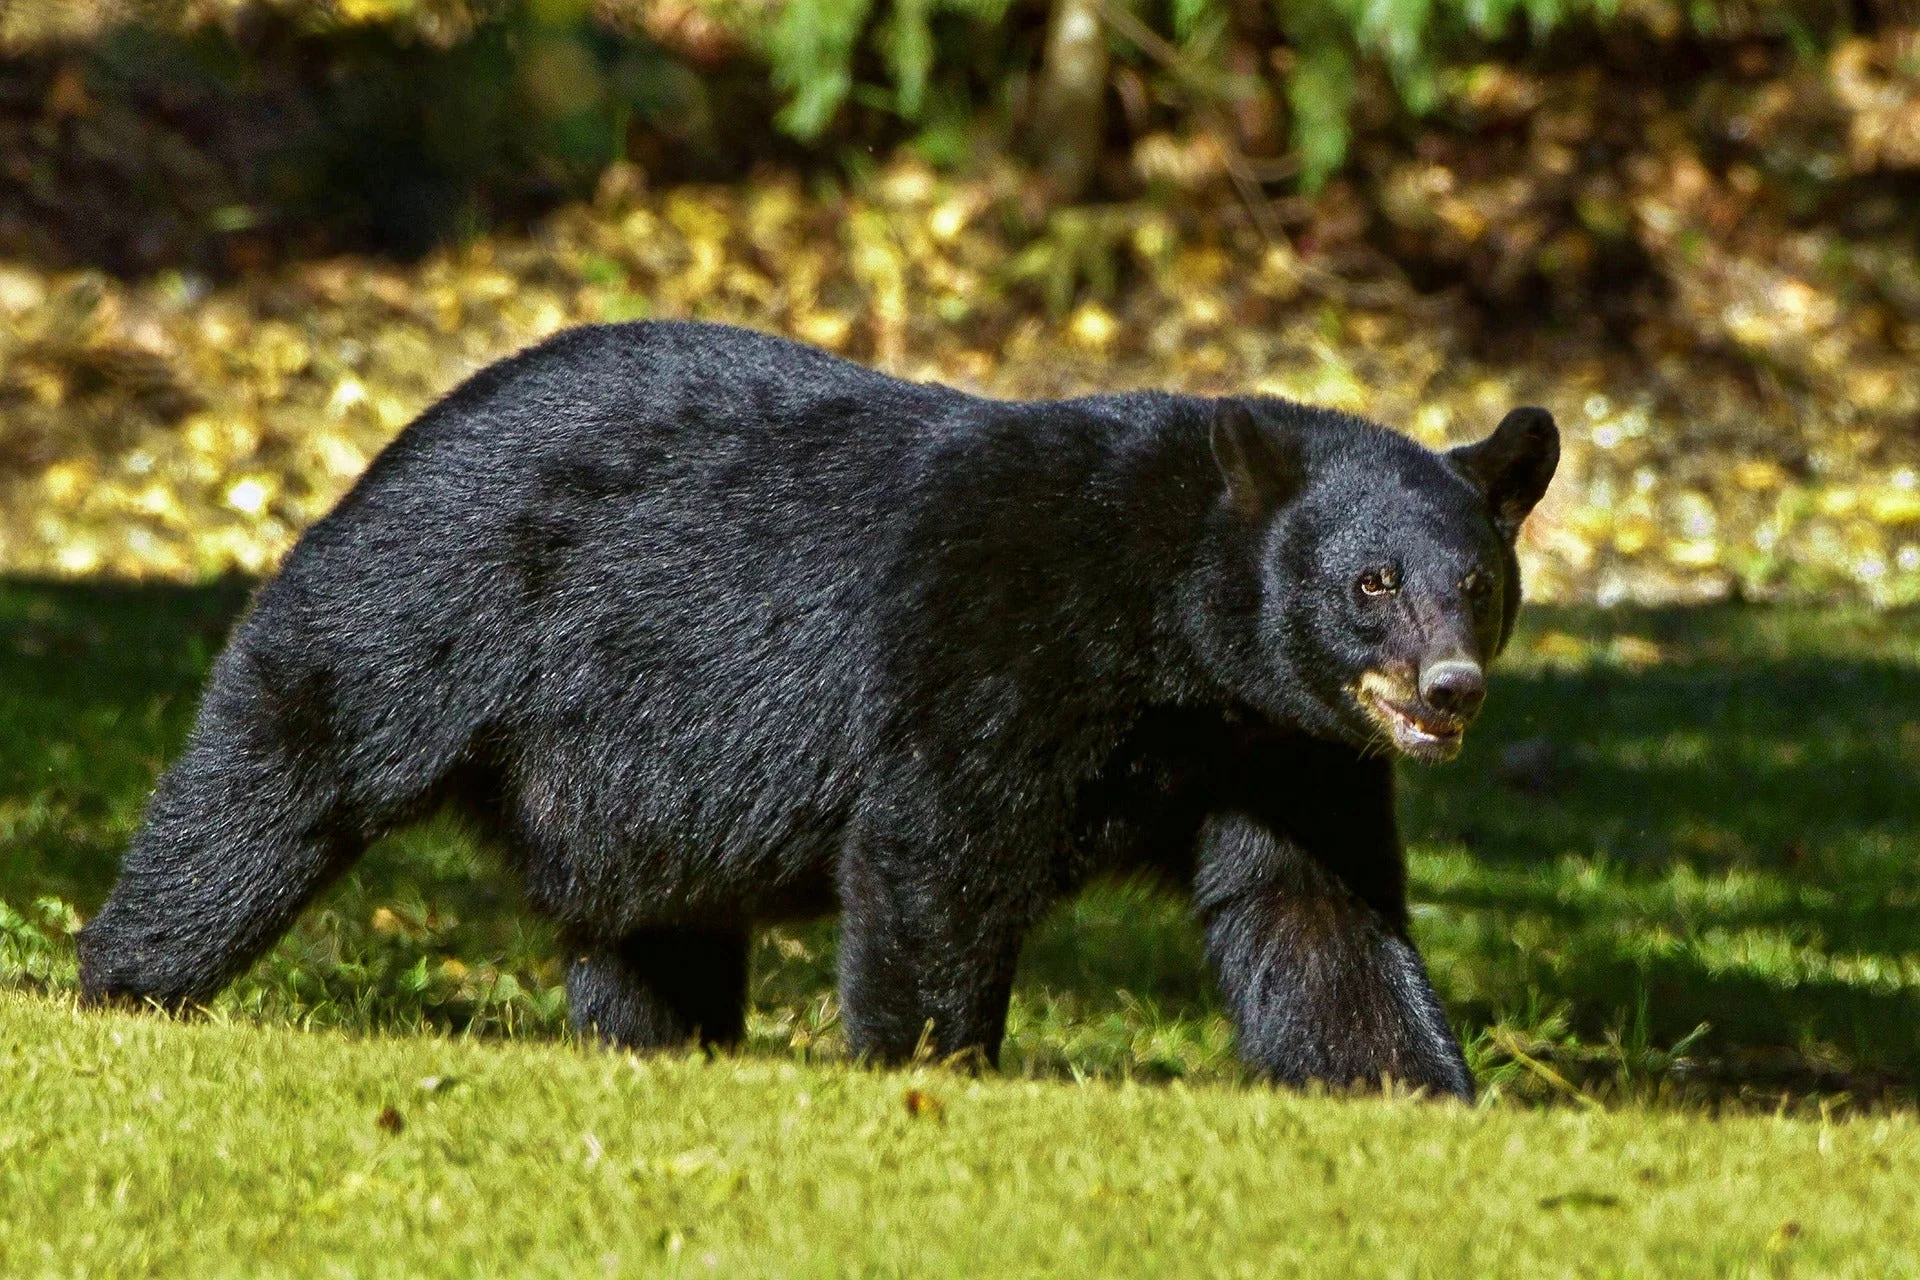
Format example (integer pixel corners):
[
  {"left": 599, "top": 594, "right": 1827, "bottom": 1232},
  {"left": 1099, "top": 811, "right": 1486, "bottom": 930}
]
[{"left": 4, "top": 579, "right": 1919, "bottom": 1103}]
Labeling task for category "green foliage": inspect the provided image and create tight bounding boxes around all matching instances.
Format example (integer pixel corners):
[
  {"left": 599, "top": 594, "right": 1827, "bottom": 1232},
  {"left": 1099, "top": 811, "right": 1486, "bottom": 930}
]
[
  {"left": 0, "top": 897, "right": 78, "bottom": 990},
  {"left": 748, "top": 0, "right": 1578, "bottom": 183},
  {"left": 1169, "top": 0, "right": 1221, "bottom": 44},
  {"left": 1285, "top": 38, "right": 1358, "bottom": 191},
  {"left": 751, "top": 0, "right": 1594, "bottom": 183},
  {"left": 884, "top": 0, "right": 935, "bottom": 119},
  {"left": 1003, "top": 206, "right": 1138, "bottom": 315},
  {"left": 767, "top": 0, "right": 1015, "bottom": 138},
  {"left": 770, "top": 0, "right": 875, "bottom": 138},
  {"left": 746, "top": 0, "right": 1831, "bottom": 187},
  {"left": 2, "top": 0, "right": 1871, "bottom": 198},
  {"left": 1275, "top": 0, "right": 1559, "bottom": 186}
]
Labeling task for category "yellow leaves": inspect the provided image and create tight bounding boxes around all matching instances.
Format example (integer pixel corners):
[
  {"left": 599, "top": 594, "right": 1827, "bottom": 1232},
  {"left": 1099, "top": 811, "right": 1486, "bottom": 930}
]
[
  {"left": 1170, "top": 247, "right": 1229, "bottom": 290},
  {"left": 461, "top": 269, "right": 519, "bottom": 304},
  {"left": 194, "top": 304, "right": 243, "bottom": 349},
  {"left": 1818, "top": 488, "right": 1860, "bottom": 518},
  {"left": 184, "top": 416, "right": 260, "bottom": 463},
  {"left": 1434, "top": 195, "right": 1489, "bottom": 244},
  {"left": 247, "top": 321, "right": 311, "bottom": 399},
  {"left": 1869, "top": 488, "right": 1920, "bottom": 526},
  {"left": 876, "top": 162, "right": 936, "bottom": 207},
  {"left": 1667, "top": 540, "right": 1719, "bottom": 569},
  {"left": 847, "top": 208, "right": 909, "bottom": 363},
  {"left": 1830, "top": 30, "right": 1920, "bottom": 172},
  {"left": 422, "top": 284, "right": 464, "bottom": 334},
  {"left": 742, "top": 181, "right": 802, "bottom": 251},
  {"left": 130, "top": 483, "right": 184, "bottom": 523},
  {"left": 1131, "top": 131, "right": 1229, "bottom": 192},
  {"left": 1129, "top": 214, "right": 1175, "bottom": 266},
  {"left": 1765, "top": 278, "right": 1839, "bottom": 340},
  {"left": 2, "top": 143, "right": 1918, "bottom": 609},
  {"left": 1852, "top": 366, "right": 1907, "bottom": 412},
  {"left": 1611, "top": 516, "right": 1656, "bottom": 558},
  {"left": 223, "top": 476, "right": 277, "bottom": 518},
  {"left": 1180, "top": 294, "right": 1225, "bottom": 329},
  {"left": 327, "top": 377, "right": 368, "bottom": 418},
  {"left": 13, "top": 359, "right": 66, "bottom": 408},
  {"left": 307, "top": 431, "right": 369, "bottom": 481},
  {"left": 1067, "top": 303, "right": 1118, "bottom": 352},
  {"left": 373, "top": 394, "right": 417, "bottom": 430},
  {"left": 336, "top": 0, "right": 416, "bottom": 21},
  {"left": 793, "top": 310, "right": 854, "bottom": 351},
  {"left": 193, "top": 525, "right": 284, "bottom": 577},
  {"left": 1250, "top": 243, "right": 1301, "bottom": 303},
  {"left": 371, "top": 327, "right": 439, "bottom": 384},
  {"left": 1450, "top": 63, "right": 1544, "bottom": 121},
  {"left": 927, "top": 198, "right": 973, "bottom": 243},
  {"left": 1256, "top": 353, "right": 1368, "bottom": 415},
  {"left": 1733, "top": 460, "right": 1787, "bottom": 492},
  {"left": 39, "top": 461, "right": 92, "bottom": 506},
  {"left": 1611, "top": 636, "right": 1665, "bottom": 669},
  {"left": 0, "top": 265, "right": 47, "bottom": 316},
  {"left": 1409, "top": 404, "right": 1452, "bottom": 447}
]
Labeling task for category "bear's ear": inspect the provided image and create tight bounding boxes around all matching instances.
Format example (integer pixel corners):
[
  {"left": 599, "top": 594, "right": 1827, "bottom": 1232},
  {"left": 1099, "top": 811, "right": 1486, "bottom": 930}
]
[
  {"left": 1449, "top": 406, "right": 1560, "bottom": 542},
  {"left": 1210, "top": 400, "right": 1304, "bottom": 519}
]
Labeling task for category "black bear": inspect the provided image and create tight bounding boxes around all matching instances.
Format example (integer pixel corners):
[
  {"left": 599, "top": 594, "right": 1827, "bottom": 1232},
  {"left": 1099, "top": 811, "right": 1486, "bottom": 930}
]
[{"left": 78, "top": 320, "right": 1557, "bottom": 1098}]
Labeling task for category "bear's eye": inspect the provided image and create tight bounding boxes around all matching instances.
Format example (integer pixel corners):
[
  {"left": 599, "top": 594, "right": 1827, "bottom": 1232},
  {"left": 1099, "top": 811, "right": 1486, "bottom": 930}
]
[
  {"left": 1356, "top": 566, "right": 1400, "bottom": 597},
  {"left": 1461, "top": 570, "right": 1492, "bottom": 599}
]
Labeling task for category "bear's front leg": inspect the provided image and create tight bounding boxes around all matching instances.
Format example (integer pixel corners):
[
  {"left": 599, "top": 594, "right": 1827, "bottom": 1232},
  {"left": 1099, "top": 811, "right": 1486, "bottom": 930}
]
[
  {"left": 1196, "top": 809, "right": 1474, "bottom": 1100},
  {"left": 836, "top": 844, "right": 1029, "bottom": 1068}
]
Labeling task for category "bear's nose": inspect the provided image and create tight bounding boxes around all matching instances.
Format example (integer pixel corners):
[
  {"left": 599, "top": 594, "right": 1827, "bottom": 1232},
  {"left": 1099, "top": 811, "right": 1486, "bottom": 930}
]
[{"left": 1419, "top": 659, "right": 1485, "bottom": 718}]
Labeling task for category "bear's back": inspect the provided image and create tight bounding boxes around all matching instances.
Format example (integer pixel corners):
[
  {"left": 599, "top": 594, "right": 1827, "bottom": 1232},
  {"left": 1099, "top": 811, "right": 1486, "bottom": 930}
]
[{"left": 226, "top": 324, "right": 1026, "bottom": 900}]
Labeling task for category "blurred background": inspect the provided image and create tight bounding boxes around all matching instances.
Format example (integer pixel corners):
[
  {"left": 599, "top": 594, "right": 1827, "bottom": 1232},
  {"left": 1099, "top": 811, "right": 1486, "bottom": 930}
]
[
  {"left": 2, "top": 0, "right": 1919, "bottom": 601},
  {"left": 6, "top": 0, "right": 1920, "bottom": 1108}
]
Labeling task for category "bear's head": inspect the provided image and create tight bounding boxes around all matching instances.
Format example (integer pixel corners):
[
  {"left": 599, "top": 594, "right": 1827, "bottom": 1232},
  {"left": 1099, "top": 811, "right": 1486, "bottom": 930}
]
[{"left": 1199, "top": 398, "right": 1559, "bottom": 763}]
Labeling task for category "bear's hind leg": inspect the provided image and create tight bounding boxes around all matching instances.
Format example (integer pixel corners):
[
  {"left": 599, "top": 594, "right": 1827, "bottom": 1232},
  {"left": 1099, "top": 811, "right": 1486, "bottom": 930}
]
[{"left": 566, "top": 926, "right": 750, "bottom": 1050}]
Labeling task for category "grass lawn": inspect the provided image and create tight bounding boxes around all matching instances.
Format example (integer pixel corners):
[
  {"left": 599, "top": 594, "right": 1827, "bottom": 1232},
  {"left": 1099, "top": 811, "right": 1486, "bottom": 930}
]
[
  {"left": 5, "top": 579, "right": 1920, "bottom": 1272},
  {"left": 6, "top": 991, "right": 1918, "bottom": 1277}
]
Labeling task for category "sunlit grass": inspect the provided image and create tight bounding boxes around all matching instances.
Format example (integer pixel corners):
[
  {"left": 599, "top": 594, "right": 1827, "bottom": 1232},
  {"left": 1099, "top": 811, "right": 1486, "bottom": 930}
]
[{"left": 5, "top": 991, "right": 1919, "bottom": 1277}]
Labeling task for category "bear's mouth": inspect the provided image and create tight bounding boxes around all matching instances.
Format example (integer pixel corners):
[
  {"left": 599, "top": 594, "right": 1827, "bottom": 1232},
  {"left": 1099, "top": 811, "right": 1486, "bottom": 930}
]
[{"left": 1353, "top": 673, "right": 1468, "bottom": 763}]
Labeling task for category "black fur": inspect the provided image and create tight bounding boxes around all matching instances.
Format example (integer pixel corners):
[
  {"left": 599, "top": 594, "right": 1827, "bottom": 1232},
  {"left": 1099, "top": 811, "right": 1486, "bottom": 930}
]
[{"left": 77, "top": 321, "right": 1557, "bottom": 1098}]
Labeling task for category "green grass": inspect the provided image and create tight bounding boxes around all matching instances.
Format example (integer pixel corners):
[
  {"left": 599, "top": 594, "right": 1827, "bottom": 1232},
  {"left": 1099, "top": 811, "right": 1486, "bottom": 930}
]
[
  {"left": 6, "top": 990, "right": 1919, "bottom": 1277},
  {"left": 5, "top": 580, "right": 1920, "bottom": 1270}
]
